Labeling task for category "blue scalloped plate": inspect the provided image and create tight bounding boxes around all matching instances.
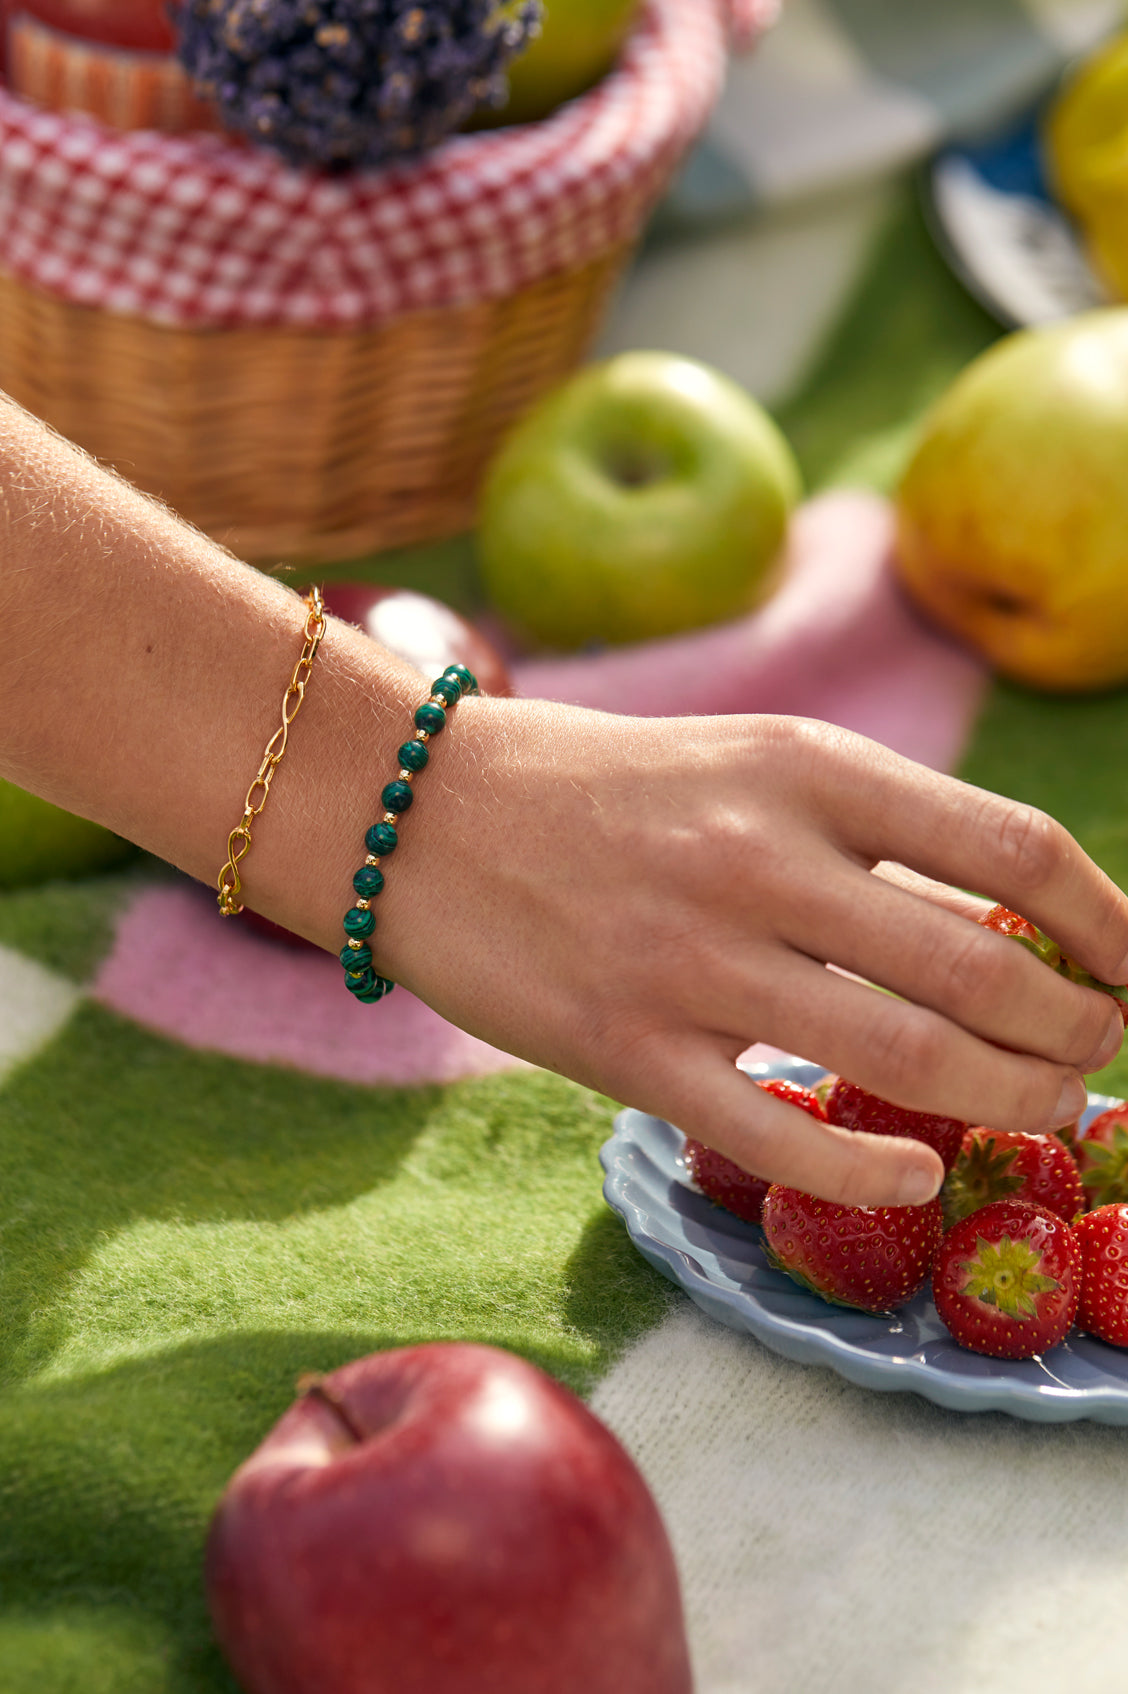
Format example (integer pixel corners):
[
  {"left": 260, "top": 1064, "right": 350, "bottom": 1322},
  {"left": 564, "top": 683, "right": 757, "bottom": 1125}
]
[
  {"left": 600, "top": 1057, "right": 1128, "bottom": 1424},
  {"left": 925, "top": 102, "right": 1109, "bottom": 327}
]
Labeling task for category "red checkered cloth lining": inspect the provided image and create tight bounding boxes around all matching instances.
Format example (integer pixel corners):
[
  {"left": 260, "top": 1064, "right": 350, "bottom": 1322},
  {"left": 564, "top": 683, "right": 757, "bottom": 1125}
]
[{"left": 0, "top": 0, "right": 761, "bottom": 330}]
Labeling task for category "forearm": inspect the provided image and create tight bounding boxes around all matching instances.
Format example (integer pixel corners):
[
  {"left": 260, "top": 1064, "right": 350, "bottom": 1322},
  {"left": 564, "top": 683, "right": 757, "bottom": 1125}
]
[
  {"left": 5, "top": 397, "right": 1128, "bottom": 1213},
  {"left": 0, "top": 393, "right": 434, "bottom": 949}
]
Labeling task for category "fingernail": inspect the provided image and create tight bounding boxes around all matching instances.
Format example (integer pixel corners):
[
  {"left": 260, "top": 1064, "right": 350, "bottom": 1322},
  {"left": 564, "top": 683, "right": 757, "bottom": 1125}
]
[
  {"left": 1086, "top": 1010, "right": 1124, "bottom": 1072},
  {"left": 1051, "top": 1074, "right": 1088, "bottom": 1129},
  {"left": 898, "top": 1164, "right": 942, "bottom": 1207}
]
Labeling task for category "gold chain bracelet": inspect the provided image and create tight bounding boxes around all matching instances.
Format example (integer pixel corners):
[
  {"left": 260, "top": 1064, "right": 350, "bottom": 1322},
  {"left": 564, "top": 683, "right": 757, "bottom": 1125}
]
[{"left": 216, "top": 586, "right": 326, "bottom": 917}]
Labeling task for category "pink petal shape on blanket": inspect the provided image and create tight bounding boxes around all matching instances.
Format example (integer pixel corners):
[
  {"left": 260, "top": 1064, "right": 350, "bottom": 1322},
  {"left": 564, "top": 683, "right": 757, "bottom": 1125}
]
[
  {"left": 93, "top": 490, "right": 988, "bottom": 1084},
  {"left": 94, "top": 881, "right": 530, "bottom": 1086},
  {"left": 513, "top": 489, "right": 989, "bottom": 773}
]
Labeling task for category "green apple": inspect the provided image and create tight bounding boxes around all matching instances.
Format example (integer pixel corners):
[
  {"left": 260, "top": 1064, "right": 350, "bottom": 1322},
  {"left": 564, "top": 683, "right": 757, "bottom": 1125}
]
[
  {"left": 477, "top": 352, "right": 802, "bottom": 650},
  {"left": 896, "top": 309, "right": 1128, "bottom": 692},
  {"left": 473, "top": 0, "right": 641, "bottom": 127},
  {"left": 0, "top": 777, "right": 135, "bottom": 889}
]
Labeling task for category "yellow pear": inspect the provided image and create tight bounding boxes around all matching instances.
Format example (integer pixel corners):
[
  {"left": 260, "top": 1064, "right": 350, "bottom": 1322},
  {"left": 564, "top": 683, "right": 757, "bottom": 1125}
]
[
  {"left": 896, "top": 310, "right": 1128, "bottom": 692},
  {"left": 1045, "top": 32, "right": 1128, "bottom": 300}
]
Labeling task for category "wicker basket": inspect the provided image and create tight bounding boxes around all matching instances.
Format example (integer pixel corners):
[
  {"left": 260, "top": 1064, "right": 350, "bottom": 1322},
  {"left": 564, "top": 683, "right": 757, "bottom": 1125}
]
[
  {"left": 0, "top": 0, "right": 761, "bottom": 566},
  {"left": 0, "top": 246, "right": 626, "bottom": 562}
]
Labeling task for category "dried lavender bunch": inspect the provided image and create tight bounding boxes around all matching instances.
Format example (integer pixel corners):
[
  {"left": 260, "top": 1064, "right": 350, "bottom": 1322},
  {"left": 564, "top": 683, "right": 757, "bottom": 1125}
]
[{"left": 174, "top": 0, "right": 542, "bottom": 170}]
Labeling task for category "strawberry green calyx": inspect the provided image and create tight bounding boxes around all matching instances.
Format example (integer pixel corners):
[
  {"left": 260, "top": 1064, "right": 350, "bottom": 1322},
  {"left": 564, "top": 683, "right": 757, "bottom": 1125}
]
[
  {"left": 1015, "top": 931, "right": 1128, "bottom": 1011},
  {"left": 941, "top": 1136, "right": 1023, "bottom": 1228},
  {"left": 957, "top": 1234, "right": 1060, "bottom": 1321},
  {"left": 1058, "top": 954, "right": 1128, "bottom": 1015},
  {"left": 934, "top": 1197, "right": 1080, "bottom": 1357},
  {"left": 1080, "top": 1123, "right": 1128, "bottom": 1206},
  {"left": 983, "top": 906, "right": 1128, "bottom": 1021}
]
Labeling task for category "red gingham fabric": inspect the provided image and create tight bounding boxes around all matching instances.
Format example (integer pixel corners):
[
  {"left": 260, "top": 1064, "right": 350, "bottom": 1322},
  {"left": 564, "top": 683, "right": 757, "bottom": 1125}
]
[{"left": 0, "top": 0, "right": 768, "bottom": 330}]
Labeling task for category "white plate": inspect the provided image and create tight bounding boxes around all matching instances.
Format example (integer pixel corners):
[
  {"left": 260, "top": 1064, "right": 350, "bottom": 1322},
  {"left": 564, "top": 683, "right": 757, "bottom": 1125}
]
[{"left": 926, "top": 105, "right": 1109, "bottom": 327}]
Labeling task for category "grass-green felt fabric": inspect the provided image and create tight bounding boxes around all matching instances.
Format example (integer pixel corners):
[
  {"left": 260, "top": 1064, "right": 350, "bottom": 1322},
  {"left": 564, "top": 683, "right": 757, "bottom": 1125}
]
[
  {"left": 0, "top": 1004, "right": 673, "bottom": 1691},
  {"left": 8, "top": 186, "right": 1128, "bottom": 1691}
]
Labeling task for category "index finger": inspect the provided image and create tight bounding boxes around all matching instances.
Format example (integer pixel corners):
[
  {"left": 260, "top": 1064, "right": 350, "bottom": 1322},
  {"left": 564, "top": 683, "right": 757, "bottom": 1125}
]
[{"left": 815, "top": 733, "right": 1128, "bottom": 987}]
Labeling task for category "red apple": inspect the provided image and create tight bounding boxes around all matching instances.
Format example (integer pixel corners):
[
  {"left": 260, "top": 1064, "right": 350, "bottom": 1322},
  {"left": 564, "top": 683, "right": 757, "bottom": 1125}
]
[
  {"left": 324, "top": 583, "right": 513, "bottom": 698},
  {"left": 12, "top": 0, "right": 177, "bottom": 51},
  {"left": 237, "top": 909, "right": 319, "bottom": 949},
  {"left": 205, "top": 1342, "right": 692, "bottom": 1694}
]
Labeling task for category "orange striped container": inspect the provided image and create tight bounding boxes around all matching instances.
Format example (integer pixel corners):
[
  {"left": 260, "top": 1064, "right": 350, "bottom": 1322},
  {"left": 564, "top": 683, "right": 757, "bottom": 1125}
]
[{"left": 7, "top": 10, "right": 221, "bottom": 132}]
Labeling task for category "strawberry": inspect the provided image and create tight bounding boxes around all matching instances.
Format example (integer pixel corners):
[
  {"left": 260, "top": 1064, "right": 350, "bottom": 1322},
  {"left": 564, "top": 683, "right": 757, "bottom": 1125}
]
[
  {"left": 824, "top": 1077, "right": 965, "bottom": 1172},
  {"left": 932, "top": 1198, "right": 1080, "bottom": 1359},
  {"left": 1075, "top": 1102, "right": 1128, "bottom": 1209},
  {"left": 980, "top": 904, "right": 1128, "bottom": 1026},
  {"left": 1073, "top": 1204, "right": 1128, "bottom": 1347},
  {"left": 760, "top": 1186, "right": 942, "bottom": 1314},
  {"left": 941, "top": 1127, "right": 1084, "bottom": 1229},
  {"left": 683, "top": 1079, "right": 825, "bottom": 1226}
]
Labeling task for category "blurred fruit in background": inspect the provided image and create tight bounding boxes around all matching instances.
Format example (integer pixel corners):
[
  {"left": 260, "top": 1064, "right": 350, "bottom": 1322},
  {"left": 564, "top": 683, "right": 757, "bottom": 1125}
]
[
  {"left": 1045, "top": 30, "right": 1128, "bottom": 299},
  {"left": 471, "top": 0, "right": 640, "bottom": 128},
  {"left": 895, "top": 309, "right": 1128, "bottom": 692},
  {"left": 324, "top": 585, "right": 513, "bottom": 698},
  {"left": 478, "top": 351, "right": 801, "bottom": 652},
  {"left": 0, "top": 776, "right": 135, "bottom": 890},
  {"left": 9, "top": 0, "right": 177, "bottom": 49}
]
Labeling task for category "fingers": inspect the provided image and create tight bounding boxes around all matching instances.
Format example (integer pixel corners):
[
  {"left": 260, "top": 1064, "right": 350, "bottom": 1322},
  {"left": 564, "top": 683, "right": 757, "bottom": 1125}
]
[
  {"left": 809, "top": 732, "right": 1128, "bottom": 985},
  {"left": 789, "top": 859, "right": 1124, "bottom": 1075},
  {"left": 650, "top": 1040, "right": 943, "bottom": 1209},
  {"left": 693, "top": 945, "right": 1089, "bottom": 1135},
  {"left": 870, "top": 861, "right": 993, "bottom": 923}
]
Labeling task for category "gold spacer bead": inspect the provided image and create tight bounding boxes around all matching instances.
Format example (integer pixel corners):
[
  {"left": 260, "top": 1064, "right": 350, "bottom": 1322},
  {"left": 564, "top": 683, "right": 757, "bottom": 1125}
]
[
  {"left": 398, "top": 769, "right": 413, "bottom": 783},
  {"left": 365, "top": 854, "right": 380, "bottom": 866},
  {"left": 416, "top": 729, "right": 430, "bottom": 743},
  {"left": 348, "top": 938, "right": 363, "bottom": 951},
  {"left": 383, "top": 812, "right": 397, "bottom": 826},
  {"left": 355, "top": 898, "right": 370, "bottom": 911}
]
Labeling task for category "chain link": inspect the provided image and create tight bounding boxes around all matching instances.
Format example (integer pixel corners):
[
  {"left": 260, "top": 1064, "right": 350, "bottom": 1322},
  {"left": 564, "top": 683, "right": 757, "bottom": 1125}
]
[{"left": 216, "top": 586, "right": 325, "bottom": 917}]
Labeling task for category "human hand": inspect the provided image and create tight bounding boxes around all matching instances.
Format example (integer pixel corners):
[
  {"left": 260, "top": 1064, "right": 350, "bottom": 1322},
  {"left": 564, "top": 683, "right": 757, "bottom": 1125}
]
[{"left": 377, "top": 706, "right": 1128, "bottom": 1208}]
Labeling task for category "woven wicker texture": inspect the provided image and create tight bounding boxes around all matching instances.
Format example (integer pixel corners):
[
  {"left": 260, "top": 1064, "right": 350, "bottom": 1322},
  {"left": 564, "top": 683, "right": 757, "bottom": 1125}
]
[
  {"left": 0, "top": 247, "right": 626, "bottom": 562},
  {"left": 0, "top": 0, "right": 760, "bottom": 562}
]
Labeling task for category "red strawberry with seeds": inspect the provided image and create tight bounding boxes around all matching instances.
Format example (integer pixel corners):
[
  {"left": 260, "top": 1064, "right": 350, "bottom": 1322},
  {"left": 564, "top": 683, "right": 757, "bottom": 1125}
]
[
  {"left": 1075, "top": 1102, "right": 1128, "bottom": 1209},
  {"left": 760, "top": 1186, "right": 942, "bottom": 1314},
  {"left": 683, "top": 1079, "right": 825, "bottom": 1226},
  {"left": 825, "top": 1077, "right": 965, "bottom": 1173},
  {"left": 932, "top": 1198, "right": 1080, "bottom": 1359},
  {"left": 941, "top": 1128, "right": 1084, "bottom": 1229},
  {"left": 980, "top": 905, "right": 1040, "bottom": 942},
  {"left": 1073, "top": 1204, "right": 1128, "bottom": 1347},
  {"left": 980, "top": 904, "right": 1128, "bottom": 1026}
]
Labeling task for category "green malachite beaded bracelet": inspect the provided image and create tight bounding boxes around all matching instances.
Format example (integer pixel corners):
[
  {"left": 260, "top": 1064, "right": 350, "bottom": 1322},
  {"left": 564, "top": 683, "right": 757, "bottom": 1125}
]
[{"left": 340, "top": 662, "right": 479, "bottom": 1004}]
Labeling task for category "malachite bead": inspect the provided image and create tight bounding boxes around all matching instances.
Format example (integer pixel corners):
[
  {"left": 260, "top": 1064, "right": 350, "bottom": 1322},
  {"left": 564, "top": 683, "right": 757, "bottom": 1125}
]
[
  {"left": 414, "top": 701, "right": 446, "bottom": 736},
  {"left": 398, "top": 738, "right": 429, "bottom": 773},
  {"left": 443, "top": 663, "right": 476, "bottom": 693},
  {"left": 340, "top": 941, "right": 372, "bottom": 971},
  {"left": 356, "top": 975, "right": 394, "bottom": 1003},
  {"left": 430, "top": 676, "right": 461, "bottom": 707},
  {"left": 366, "top": 821, "right": 398, "bottom": 855},
  {"left": 343, "top": 906, "right": 376, "bottom": 939},
  {"left": 382, "top": 779, "right": 414, "bottom": 814},
  {"left": 345, "top": 966, "right": 377, "bottom": 995},
  {"left": 353, "top": 864, "right": 385, "bottom": 898}
]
